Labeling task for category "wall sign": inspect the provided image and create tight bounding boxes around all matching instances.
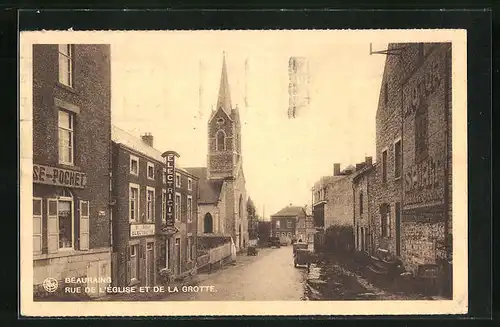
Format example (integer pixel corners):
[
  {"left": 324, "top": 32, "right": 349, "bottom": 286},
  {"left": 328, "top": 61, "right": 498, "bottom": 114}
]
[
  {"left": 130, "top": 224, "right": 155, "bottom": 237},
  {"left": 161, "top": 150, "right": 180, "bottom": 234},
  {"left": 404, "top": 155, "right": 445, "bottom": 206},
  {"left": 33, "top": 164, "right": 87, "bottom": 189}
]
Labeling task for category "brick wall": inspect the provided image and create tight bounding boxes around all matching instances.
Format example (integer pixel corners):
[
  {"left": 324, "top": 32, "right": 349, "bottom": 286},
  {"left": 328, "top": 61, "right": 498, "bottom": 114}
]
[
  {"left": 208, "top": 109, "right": 234, "bottom": 176},
  {"left": 33, "top": 44, "right": 112, "bottom": 253}
]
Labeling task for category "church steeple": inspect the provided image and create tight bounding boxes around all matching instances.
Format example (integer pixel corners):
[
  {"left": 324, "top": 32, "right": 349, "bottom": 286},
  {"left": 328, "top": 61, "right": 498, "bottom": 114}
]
[{"left": 216, "top": 52, "right": 232, "bottom": 116}]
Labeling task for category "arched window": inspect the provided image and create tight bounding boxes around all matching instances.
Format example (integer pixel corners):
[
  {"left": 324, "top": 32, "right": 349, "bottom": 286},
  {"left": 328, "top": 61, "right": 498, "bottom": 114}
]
[
  {"left": 204, "top": 213, "right": 213, "bottom": 234},
  {"left": 359, "top": 192, "right": 364, "bottom": 215},
  {"left": 238, "top": 195, "right": 243, "bottom": 220},
  {"left": 216, "top": 130, "right": 226, "bottom": 151}
]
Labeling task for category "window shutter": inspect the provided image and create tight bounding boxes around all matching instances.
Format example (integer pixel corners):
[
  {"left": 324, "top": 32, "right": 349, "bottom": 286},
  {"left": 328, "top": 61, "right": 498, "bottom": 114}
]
[
  {"left": 80, "top": 200, "right": 90, "bottom": 250},
  {"left": 126, "top": 245, "right": 131, "bottom": 283},
  {"left": 33, "top": 198, "right": 43, "bottom": 255},
  {"left": 47, "top": 199, "right": 59, "bottom": 254}
]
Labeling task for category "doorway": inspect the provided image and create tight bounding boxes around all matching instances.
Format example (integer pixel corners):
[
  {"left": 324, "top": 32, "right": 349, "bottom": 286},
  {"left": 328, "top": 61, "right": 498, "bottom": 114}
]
[
  {"left": 175, "top": 238, "right": 181, "bottom": 275},
  {"left": 395, "top": 202, "right": 401, "bottom": 256},
  {"left": 146, "top": 242, "right": 154, "bottom": 287}
]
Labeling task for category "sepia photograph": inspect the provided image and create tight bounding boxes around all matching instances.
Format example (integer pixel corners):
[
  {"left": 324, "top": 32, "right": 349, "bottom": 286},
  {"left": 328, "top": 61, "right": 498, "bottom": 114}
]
[{"left": 19, "top": 29, "right": 467, "bottom": 316}]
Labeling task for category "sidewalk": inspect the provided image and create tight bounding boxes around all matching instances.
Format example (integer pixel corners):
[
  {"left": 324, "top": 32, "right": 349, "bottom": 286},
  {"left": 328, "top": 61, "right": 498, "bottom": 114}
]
[{"left": 304, "top": 252, "right": 450, "bottom": 301}]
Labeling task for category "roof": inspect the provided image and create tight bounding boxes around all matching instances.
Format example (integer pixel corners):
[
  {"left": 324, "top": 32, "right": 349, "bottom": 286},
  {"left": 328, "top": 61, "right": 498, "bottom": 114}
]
[
  {"left": 271, "top": 206, "right": 306, "bottom": 218},
  {"left": 184, "top": 167, "right": 223, "bottom": 204},
  {"left": 111, "top": 125, "right": 189, "bottom": 173}
]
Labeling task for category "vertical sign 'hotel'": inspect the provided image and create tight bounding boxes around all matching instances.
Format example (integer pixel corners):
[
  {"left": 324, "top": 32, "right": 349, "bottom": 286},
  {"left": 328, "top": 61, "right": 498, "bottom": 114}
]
[{"left": 162, "top": 150, "right": 180, "bottom": 234}]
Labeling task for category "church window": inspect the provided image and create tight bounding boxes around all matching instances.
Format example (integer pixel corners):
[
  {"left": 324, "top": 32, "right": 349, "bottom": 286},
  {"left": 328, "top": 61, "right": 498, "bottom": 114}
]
[
  {"left": 216, "top": 130, "right": 226, "bottom": 151},
  {"left": 204, "top": 213, "right": 213, "bottom": 233}
]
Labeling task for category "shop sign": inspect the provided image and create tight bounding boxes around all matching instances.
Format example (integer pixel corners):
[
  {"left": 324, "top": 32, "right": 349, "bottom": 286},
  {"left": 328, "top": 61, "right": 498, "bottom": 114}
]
[
  {"left": 33, "top": 164, "right": 87, "bottom": 189},
  {"left": 404, "top": 155, "right": 445, "bottom": 206},
  {"left": 161, "top": 150, "right": 180, "bottom": 233},
  {"left": 403, "top": 52, "right": 444, "bottom": 119},
  {"left": 130, "top": 224, "right": 155, "bottom": 237}
]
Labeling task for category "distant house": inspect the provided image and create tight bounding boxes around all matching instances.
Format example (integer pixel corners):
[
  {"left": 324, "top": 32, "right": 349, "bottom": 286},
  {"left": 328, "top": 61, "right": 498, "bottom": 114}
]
[{"left": 270, "top": 205, "right": 307, "bottom": 244}]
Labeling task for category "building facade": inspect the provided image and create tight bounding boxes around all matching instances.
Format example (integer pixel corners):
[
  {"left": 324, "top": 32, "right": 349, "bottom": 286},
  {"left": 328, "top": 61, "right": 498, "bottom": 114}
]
[
  {"left": 270, "top": 205, "right": 306, "bottom": 244},
  {"left": 312, "top": 164, "right": 357, "bottom": 230},
  {"left": 111, "top": 127, "right": 198, "bottom": 287},
  {"left": 373, "top": 43, "right": 452, "bottom": 293},
  {"left": 352, "top": 160, "right": 376, "bottom": 255},
  {"left": 187, "top": 54, "right": 249, "bottom": 252},
  {"left": 32, "top": 44, "right": 112, "bottom": 298}
]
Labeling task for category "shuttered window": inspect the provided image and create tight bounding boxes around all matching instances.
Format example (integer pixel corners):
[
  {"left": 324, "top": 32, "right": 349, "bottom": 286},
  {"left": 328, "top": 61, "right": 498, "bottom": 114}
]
[
  {"left": 33, "top": 198, "right": 43, "bottom": 255},
  {"left": 80, "top": 200, "right": 90, "bottom": 250},
  {"left": 47, "top": 199, "right": 59, "bottom": 254}
]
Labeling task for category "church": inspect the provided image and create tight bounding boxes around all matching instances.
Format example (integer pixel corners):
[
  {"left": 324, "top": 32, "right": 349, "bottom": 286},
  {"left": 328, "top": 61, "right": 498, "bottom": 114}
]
[{"left": 186, "top": 54, "right": 249, "bottom": 252}]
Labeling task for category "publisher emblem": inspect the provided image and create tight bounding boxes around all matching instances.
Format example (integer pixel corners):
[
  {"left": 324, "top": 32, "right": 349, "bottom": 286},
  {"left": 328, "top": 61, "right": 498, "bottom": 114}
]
[{"left": 42, "top": 277, "right": 58, "bottom": 293}]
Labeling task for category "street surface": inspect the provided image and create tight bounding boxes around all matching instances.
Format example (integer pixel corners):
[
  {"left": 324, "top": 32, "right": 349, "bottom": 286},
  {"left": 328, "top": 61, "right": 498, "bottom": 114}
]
[{"left": 166, "top": 246, "right": 307, "bottom": 301}]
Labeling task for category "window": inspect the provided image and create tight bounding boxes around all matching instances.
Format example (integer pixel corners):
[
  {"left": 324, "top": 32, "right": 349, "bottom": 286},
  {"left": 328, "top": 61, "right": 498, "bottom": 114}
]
[
  {"left": 130, "top": 155, "right": 139, "bottom": 175},
  {"left": 175, "top": 193, "right": 181, "bottom": 222},
  {"left": 58, "top": 110, "right": 74, "bottom": 165},
  {"left": 216, "top": 130, "right": 226, "bottom": 151},
  {"left": 359, "top": 192, "right": 364, "bottom": 215},
  {"left": 162, "top": 168, "right": 166, "bottom": 184},
  {"left": 57, "top": 196, "right": 73, "bottom": 250},
  {"left": 286, "top": 220, "right": 292, "bottom": 229},
  {"left": 33, "top": 198, "right": 42, "bottom": 255},
  {"left": 58, "top": 44, "right": 73, "bottom": 87},
  {"left": 275, "top": 220, "right": 280, "bottom": 229},
  {"left": 188, "top": 178, "right": 192, "bottom": 191},
  {"left": 415, "top": 101, "right": 429, "bottom": 162},
  {"left": 382, "top": 149, "right": 388, "bottom": 183},
  {"left": 187, "top": 196, "right": 193, "bottom": 222},
  {"left": 146, "top": 187, "right": 155, "bottom": 222},
  {"left": 394, "top": 139, "right": 402, "bottom": 179},
  {"left": 356, "top": 226, "right": 360, "bottom": 250},
  {"left": 175, "top": 173, "right": 181, "bottom": 188},
  {"left": 187, "top": 237, "right": 193, "bottom": 261},
  {"left": 384, "top": 82, "right": 388, "bottom": 105},
  {"left": 162, "top": 189, "right": 167, "bottom": 222},
  {"left": 129, "top": 245, "right": 138, "bottom": 282},
  {"left": 166, "top": 239, "right": 171, "bottom": 269},
  {"left": 381, "top": 204, "right": 391, "bottom": 238},
  {"left": 129, "top": 184, "right": 140, "bottom": 222},
  {"left": 147, "top": 162, "right": 155, "bottom": 180}
]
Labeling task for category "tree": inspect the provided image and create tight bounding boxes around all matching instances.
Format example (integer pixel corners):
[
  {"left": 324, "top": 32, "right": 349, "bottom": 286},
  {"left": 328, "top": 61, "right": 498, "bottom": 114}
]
[{"left": 246, "top": 196, "right": 256, "bottom": 219}]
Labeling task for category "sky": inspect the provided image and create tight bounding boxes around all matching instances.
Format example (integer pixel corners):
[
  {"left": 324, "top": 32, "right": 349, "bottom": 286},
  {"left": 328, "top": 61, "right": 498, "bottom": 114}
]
[{"left": 110, "top": 31, "right": 388, "bottom": 218}]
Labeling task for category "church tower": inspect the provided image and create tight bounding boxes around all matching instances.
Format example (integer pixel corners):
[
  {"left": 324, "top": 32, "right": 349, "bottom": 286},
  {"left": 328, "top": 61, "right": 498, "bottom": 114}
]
[{"left": 207, "top": 53, "right": 242, "bottom": 180}]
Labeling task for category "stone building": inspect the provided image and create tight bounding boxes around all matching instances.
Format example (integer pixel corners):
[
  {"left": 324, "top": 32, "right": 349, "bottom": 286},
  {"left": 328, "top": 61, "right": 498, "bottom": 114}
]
[
  {"left": 312, "top": 163, "right": 357, "bottom": 230},
  {"left": 111, "top": 127, "right": 198, "bottom": 287},
  {"left": 32, "top": 44, "right": 112, "bottom": 298},
  {"left": 373, "top": 43, "right": 452, "bottom": 293},
  {"left": 186, "top": 54, "right": 249, "bottom": 252},
  {"left": 352, "top": 158, "right": 376, "bottom": 254}
]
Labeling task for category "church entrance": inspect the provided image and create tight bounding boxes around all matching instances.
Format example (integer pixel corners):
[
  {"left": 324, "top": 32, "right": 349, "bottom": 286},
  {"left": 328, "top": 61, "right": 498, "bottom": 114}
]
[{"left": 204, "top": 213, "right": 213, "bottom": 234}]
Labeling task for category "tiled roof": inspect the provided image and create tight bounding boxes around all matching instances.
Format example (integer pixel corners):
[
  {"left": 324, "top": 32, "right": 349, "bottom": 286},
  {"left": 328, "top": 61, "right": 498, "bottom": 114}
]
[
  {"left": 271, "top": 206, "right": 306, "bottom": 217},
  {"left": 111, "top": 125, "right": 188, "bottom": 172},
  {"left": 184, "top": 167, "right": 223, "bottom": 204}
]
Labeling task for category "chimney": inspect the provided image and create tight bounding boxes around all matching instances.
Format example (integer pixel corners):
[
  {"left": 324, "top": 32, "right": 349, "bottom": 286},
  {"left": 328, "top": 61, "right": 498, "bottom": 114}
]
[
  {"left": 141, "top": 133, "right": 154, "bottom": 147},
  {"left": 365, "top": 156, "right": 373, "bottom": 165},
  {"left": 333, "top": 163, "right": 341, "bottom": 176}
]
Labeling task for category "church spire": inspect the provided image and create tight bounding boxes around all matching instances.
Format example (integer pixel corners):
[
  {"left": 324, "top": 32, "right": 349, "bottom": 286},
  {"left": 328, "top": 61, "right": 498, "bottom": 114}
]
[{"left": 216, "top": 52, "right": 232, "bottom": 115}]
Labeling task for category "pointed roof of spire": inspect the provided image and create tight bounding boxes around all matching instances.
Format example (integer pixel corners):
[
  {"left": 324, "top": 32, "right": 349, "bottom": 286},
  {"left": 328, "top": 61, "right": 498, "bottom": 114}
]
[{"left": 216, "top": 52, "right": 232, "bottom": 115}]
